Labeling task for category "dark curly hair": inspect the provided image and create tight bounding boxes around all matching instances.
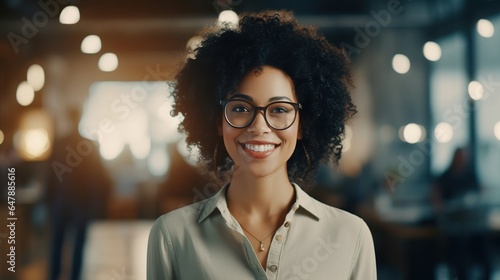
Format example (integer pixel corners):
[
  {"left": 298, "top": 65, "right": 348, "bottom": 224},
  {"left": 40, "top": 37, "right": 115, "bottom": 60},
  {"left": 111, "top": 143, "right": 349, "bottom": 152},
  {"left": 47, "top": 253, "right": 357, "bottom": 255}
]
[{"left": 171, "top": 10, "right": 356, "bottom": 184}]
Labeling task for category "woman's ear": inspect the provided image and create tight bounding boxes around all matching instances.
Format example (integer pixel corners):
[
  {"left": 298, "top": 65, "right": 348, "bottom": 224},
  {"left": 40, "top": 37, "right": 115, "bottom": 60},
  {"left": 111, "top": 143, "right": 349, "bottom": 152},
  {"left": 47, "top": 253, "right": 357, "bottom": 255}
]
[{"left": 297, "top": 123, "right": 303, "bottom": 140}]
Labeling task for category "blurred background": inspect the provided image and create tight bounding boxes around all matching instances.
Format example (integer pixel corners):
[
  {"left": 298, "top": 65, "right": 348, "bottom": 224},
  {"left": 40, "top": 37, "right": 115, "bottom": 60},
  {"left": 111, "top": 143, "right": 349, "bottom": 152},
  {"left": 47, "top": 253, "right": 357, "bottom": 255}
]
[{"left": 1, "top": 0, "right": 500, "bottom": 279}]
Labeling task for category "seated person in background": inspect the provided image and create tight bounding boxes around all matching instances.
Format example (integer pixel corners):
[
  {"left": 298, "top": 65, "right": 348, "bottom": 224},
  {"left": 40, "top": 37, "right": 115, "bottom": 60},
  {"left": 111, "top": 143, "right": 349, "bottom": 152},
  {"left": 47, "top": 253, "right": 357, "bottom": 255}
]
[{"left": 431, "top": 147, "right": 491, "bottom": 280}]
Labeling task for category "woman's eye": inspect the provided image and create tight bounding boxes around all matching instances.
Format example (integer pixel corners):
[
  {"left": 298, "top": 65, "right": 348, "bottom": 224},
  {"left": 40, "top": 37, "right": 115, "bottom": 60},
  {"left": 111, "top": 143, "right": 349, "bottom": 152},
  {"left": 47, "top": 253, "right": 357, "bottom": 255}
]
[
  {"left": 232, "top": 106, "right": 249, "bottom": 113},
  {"left": 271, "top": 107, "right": 289, "bottom": 113}
]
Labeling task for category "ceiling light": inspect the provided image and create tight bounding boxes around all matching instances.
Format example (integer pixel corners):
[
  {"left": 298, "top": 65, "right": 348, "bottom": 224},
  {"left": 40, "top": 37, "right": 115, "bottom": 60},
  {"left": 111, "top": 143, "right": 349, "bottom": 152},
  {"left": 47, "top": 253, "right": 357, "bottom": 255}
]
[
  {"left": 423, "top": 41, "right": 442, "bottom": 61},
  {"left": 392, "top": 54, "right": 410, "bottom": 74},
  {"left": 477, "top": 19, "right": 494, "bottom": 38},
  {"left": 81, "top": 35, "right": 102, "bottom": 54},
  {"left": 59, "top": 6, "right": 80, "bottom": 25},
  {"left": 98, "top": 53, "right": 119, "bottom": 72},
  {"left": 27, "top": 64, "right": 45, "bottom": 91}
]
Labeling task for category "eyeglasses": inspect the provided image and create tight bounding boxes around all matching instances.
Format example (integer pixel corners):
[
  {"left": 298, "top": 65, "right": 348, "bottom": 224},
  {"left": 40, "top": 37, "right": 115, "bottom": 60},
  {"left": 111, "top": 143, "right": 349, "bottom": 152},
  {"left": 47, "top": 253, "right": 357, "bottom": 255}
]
[{"left": 220, "top": 99, "right": 302, "bottom": 130}]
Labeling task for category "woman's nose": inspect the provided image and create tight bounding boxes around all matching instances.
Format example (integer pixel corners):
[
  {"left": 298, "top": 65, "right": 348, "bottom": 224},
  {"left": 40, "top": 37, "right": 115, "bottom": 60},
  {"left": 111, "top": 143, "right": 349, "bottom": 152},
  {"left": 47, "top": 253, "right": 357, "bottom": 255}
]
[{"left": 247, "top": 111, "right": 271, "bottom": 134}]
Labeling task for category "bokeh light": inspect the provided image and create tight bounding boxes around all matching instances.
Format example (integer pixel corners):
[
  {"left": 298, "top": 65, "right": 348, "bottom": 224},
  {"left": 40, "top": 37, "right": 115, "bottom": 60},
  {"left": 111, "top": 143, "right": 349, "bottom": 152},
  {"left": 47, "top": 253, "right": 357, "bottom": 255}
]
[
  {"left": 392, "top": 54, "right": 411, "bottom": 74},
  {"left": 27, "top": 64, "right": 45, "bottom": 91},
  {"left": 147, "top": 147, "right": 170, "bottom": 177},
  {"left": 98, "top": 53, "right": 119, "bottom": 72},
  {"left": 16, "top": 81, "right": 35, "bottom": 106},
  {"left": 81, "top": 35, "right": 102, "bottom": 54},
  {"left": 434, "top": 122, "right": 453, "bottom": 143},
  {"left": 401, "top": 123, "right": 425, "bottom": 144},
  {"left": 468, "top": 80, "right": 484, "bottom": 100},
  {"left": 59, "top": 6, "right": 80, "bottom": 25},
  {"left": 477, "top": 19, "right": 495, "bottom": 38},
  {"left": 99, "top": 131, "right": 125, "bottom": 160},
  {"left": 494, "top": 121, "right": 500, "bottom": 141},
  {"left": 129, "top": 137, "right": 151, "bottom": 160},
  {"left": 24, "top": 129, "right": 50, "bottom": 158},
  {"left": 423, "top": 41, "right": 442, "bottom": 61},
  {"left": 218, "top": 10, "right": 239, "bottom": 28}
]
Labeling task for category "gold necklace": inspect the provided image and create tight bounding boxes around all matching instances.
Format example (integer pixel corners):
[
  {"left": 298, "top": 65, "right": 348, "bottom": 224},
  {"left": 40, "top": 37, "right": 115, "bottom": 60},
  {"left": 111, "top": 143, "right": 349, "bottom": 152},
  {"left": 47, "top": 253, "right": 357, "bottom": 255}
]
[{"left": 239, "top": 223, "right": 278, "bottom": 252}]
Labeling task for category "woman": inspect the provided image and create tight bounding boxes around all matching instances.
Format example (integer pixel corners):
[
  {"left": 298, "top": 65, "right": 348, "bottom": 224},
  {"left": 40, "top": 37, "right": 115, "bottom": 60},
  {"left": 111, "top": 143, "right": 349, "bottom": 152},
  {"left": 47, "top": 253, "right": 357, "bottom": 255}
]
[{"left": 147, "top": 10, "right": 376, "bottom": 279}]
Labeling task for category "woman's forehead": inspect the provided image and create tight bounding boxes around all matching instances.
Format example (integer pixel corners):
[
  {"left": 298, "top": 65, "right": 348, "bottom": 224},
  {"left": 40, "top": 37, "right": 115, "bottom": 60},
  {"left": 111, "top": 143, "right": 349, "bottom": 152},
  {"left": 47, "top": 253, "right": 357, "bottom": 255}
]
[{"left": 233, "top": 66, "right": 297, "bottom": 102}]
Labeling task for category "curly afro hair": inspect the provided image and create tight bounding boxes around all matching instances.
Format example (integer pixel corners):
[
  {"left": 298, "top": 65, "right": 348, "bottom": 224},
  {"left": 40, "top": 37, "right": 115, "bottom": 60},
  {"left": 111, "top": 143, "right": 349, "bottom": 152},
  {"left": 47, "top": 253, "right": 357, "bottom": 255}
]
[{"left": 172, "top": 10, "right": 356, "bottom": 184}]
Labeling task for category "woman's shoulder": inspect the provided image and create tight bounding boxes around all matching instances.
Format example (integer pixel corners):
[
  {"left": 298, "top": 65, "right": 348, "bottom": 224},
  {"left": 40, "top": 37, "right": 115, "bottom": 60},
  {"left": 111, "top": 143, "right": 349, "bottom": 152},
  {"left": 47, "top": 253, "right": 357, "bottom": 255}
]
[
  {"left": 151, "top": 198, "right": 211, "bottom": 235},
  {"left": 309, "top": 195, "right": 367, "bottom": 230}
]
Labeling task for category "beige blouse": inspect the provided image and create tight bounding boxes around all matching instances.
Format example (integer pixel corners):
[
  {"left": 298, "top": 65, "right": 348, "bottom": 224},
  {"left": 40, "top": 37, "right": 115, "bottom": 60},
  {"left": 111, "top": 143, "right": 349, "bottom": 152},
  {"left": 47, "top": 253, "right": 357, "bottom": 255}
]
[{"left": 147, "top": 183, "right": 377, "bottom": 279}]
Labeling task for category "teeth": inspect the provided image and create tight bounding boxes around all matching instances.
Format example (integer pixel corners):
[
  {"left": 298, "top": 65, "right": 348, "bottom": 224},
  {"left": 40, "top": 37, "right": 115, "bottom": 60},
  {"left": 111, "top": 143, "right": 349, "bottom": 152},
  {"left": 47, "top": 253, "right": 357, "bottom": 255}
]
[{"left": 244, "top": 144, "right": 276, "bottom": 152}]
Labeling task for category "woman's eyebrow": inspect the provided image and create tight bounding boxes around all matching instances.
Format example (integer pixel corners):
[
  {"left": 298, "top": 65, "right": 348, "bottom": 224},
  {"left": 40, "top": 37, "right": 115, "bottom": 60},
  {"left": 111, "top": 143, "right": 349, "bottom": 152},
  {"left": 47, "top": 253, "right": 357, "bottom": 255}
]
[
  {"left": 230, "top": 93, "right": 292, "bottom": 102},
  {"left": 269, "top": 96, "right": 292, "bottom": 102},
  {"left": 230, "top": 93, "right": 252, "bottom": 101}
]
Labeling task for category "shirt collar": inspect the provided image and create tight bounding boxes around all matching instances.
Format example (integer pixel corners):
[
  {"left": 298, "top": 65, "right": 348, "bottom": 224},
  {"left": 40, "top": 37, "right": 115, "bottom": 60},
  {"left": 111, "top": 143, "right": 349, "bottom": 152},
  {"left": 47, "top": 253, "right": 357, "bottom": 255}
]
[{"left": 197, "top": 182, "right": 320, "bottom": 223}]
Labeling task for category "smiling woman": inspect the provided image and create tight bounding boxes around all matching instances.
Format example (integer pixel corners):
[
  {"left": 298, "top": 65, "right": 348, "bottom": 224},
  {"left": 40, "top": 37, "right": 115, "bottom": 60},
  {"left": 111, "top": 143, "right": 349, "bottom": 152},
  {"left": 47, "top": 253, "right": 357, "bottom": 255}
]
[{"left": 147, "top": 10, "right": 376, "bottom": 280}]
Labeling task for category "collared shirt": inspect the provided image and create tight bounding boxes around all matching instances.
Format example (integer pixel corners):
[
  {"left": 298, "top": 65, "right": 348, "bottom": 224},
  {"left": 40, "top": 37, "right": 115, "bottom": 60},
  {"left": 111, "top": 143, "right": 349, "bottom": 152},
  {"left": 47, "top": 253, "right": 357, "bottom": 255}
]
[{"left": 147, "top": 183, "right": 376, "bottom": 279}]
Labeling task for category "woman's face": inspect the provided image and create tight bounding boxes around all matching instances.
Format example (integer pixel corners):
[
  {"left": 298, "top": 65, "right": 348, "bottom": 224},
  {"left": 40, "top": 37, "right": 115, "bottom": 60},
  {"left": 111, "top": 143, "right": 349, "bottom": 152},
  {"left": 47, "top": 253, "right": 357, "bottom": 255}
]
[{"left": 222, "top": 66, "right": 301, "bottom": 179}]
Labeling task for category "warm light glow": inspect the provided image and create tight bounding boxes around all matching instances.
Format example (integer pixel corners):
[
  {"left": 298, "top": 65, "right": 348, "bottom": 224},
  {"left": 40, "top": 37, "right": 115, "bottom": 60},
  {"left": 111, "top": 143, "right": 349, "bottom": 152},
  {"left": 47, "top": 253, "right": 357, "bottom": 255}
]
[
  {"left": 434, "top": 122, "right": 453, "bottom": 143},
  {"left": 24, "top": 129, "right": 50, "bottom": 158},
  {"left": 157, "top": 102, "right": 171, "bottom": 123},
  {"left": 81, "top": 35, "right": 102, "bottom": 54},
  {"left": 468, "top": 81, "right": 484, "bottom": 100},
  {"left": 218, "top": 10, "right": 239, "bottom": 28},
  {"left": 82, "top": 81, "right": 182, "bottom": 162},
  {"left": 59, "top": 6, "right": 80, "bottom": 25},
  {"left": 147, "top": 148, "right": 170, "bottom": 177},
  {"left": 121, "top": 109, "right": 148, "bottom": 144},
  {"left": 153, "top": 101, "right": 182, "bottom": 142},
  {"left": 0, "top": 130, "right": 4, "bottom": 145},
  {"left": 402, "top": 123, "right": 425, "bottom": 144},
  {"left": 129, "top": 136, "right": 151, "bottom": 160},
  {"left": 98, "top": 53, "right": 119, "bottom": 72},
  {"left": 99, "top": 132, "right": 125, "bottom": 160},
  {"left": 15, "top": 110, "right": 53, "bottom": 161},
  {"left": 423, "top": 41, "right": 442, "bottom": 61},
  {"left": 121, "top": 109, "right": 150, "bottom": 159},
  {"left": 494, "top": 121, "right": 500, "bottom": 141},
  {"left": 477, "top": 19, "right": 495, "bottom": 38},
  {"left": 27, "top": 64, "right": 45, "bottom": 91},
  {"left": 16, "top": 81, "right": 35, "bottom": 106},
  {"left": 392, "top": 54, "right": 411, "bottom": 74}
]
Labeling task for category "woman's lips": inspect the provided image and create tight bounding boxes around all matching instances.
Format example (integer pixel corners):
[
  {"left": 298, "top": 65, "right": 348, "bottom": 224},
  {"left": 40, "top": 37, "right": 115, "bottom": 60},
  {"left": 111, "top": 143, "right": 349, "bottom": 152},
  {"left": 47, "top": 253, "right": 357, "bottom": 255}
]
[{"left": 240, "top": 142, "right": 280, "bottom": 159}]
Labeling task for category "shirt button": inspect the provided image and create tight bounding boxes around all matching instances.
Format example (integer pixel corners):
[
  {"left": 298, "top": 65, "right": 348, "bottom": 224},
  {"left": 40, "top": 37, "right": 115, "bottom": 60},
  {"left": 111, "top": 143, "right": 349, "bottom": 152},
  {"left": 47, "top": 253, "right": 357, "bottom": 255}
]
[
  {"left": 269, "top": 265, "right": 278, "bottom": 272},
  {"left": 275, "top": 234, "right": 283, "bottom": 241},
  {"left": 284, "top": 221, "right": 291, "bottom": 227}
]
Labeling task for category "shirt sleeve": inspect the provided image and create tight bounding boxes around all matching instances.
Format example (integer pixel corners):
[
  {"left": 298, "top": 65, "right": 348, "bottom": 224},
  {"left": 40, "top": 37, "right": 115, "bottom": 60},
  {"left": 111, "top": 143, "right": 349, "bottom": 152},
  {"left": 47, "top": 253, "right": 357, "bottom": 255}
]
[
  {"left": 147, "top": 217, "right": 176, "bottom": 279},
  {"left": 349, "top": 219, "right": 377, "bottom": 280}
]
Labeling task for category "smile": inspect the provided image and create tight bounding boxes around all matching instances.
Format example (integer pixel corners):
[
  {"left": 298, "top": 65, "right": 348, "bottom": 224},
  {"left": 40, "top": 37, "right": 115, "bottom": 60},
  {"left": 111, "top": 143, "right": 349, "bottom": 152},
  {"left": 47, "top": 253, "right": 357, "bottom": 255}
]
[
  {"left": 243, "top": 143, "right": 277, "bottom": 152},
  {"left": 239, "top": 142, "right": 281, "bottom": 159}
]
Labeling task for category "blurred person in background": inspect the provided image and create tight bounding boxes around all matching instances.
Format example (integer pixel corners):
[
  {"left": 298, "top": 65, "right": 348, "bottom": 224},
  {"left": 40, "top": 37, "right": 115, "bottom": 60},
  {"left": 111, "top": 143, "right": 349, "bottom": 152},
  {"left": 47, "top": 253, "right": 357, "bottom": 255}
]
[
  {"left": 432, "top": 147, "right": 492, "bottom": 280},
  {"left": 46, "top": 109, "right": 112, "bottom": 280}
]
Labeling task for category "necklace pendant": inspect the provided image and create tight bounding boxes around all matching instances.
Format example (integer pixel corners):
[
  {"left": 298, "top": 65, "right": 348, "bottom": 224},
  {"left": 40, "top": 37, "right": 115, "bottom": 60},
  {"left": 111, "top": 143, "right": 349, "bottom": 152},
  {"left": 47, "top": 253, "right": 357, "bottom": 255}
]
[{"left": 259, "top": 242, "right": 265, "bottom": 252}]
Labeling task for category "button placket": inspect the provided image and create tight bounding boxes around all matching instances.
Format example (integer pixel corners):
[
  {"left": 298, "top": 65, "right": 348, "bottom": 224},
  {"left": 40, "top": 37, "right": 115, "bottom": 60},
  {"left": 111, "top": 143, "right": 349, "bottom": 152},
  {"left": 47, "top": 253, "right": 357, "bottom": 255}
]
[{"left": 268, "top": 265, "right": 278, "bottom": 272}]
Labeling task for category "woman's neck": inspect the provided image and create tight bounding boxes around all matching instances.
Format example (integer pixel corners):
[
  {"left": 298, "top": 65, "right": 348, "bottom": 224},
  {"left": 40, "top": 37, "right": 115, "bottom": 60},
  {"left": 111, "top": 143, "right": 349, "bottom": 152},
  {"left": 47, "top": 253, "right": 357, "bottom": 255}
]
[{"left": 226, "top": 170, "right": 295, "bottom": 217}]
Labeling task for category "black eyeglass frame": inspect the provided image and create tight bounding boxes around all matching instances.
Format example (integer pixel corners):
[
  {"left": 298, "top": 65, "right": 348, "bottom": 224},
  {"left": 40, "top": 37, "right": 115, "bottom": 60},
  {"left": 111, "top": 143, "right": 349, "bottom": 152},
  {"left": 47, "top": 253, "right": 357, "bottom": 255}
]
[{"left": 219, "top": 99, "right": 303, "bottom": 130}]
